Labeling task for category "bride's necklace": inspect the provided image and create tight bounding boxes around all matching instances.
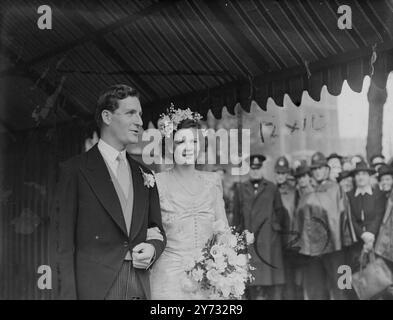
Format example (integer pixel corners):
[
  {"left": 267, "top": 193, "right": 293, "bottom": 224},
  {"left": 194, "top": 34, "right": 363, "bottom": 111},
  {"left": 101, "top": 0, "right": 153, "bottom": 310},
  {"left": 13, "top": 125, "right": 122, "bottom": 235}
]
[{"left": 170, "top": 169, "right": 201, "bottom": 196}]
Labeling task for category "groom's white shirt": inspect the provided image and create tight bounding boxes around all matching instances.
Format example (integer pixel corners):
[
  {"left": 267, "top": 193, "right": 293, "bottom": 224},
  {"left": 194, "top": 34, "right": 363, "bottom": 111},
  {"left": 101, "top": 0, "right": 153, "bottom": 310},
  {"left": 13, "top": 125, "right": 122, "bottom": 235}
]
[{"left": 98, "top": 139, "right": 129, "bottom": 177}]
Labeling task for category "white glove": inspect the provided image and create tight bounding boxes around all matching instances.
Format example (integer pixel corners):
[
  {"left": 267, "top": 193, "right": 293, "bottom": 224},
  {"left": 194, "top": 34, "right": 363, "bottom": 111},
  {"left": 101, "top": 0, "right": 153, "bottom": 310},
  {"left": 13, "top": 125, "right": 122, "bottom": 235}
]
[
  {"left": 361, "top": 231, "right": 375, "bottom": 244},
  {"left": 132, "top": 242, "right": 156, "bottom": 269}
]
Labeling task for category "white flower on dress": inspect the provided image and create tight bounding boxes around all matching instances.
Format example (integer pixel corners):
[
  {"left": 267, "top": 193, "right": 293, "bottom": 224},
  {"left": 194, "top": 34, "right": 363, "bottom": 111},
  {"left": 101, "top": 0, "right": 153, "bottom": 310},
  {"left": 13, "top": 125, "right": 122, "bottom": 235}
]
[{"left": 139, "top": 167, "right": 155, "bottom": 188}]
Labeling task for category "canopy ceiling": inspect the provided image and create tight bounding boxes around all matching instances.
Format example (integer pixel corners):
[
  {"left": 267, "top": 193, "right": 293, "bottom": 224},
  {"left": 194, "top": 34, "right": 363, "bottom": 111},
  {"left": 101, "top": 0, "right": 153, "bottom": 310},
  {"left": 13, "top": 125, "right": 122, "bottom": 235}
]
[{"left": 1, "top": 0, "right": 393, "bottom": 131}]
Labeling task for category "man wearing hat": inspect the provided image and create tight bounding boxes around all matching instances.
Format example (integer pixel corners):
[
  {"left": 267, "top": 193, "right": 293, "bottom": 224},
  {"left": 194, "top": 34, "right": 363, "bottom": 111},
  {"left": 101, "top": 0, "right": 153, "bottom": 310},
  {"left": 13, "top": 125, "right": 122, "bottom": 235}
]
[
  {"left": 293, "top": 160, "right": 313, "bottom": 203},
  {"left": 232, "top": 154, "right": 289, "bottom": 300},
  {"left": 377, "top": 164, "right": 393, "bottom": 197},
  {"left": 337, "top": 170, "right": 354, "bottom": 193},
  {"left": 370, "top": 154, "right": 386, "bottom": 188},
  {"left": 274, "top": 156, "right": 298, "bottom": 299},
  {"left": 275, "top": 156, "right": 296, "bottom": 228},
  {"left": 346, "top": 161, "right": 386, "bottom": 298},
  {"left": 292, "top": 152, "right": 354, "bottom": 299},
  {"left": 370, "top": 154, "right": 386, "bottom": 171},
  {"left": 327, "top": 153, "right": 343, "bottom": 182}
]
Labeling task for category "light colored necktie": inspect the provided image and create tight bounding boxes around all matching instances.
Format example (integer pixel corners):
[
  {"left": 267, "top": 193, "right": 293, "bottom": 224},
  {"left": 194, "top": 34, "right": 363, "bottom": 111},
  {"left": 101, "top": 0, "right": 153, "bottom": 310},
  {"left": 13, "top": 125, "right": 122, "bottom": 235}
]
[{"left": 116, "top": 153, "right": 129, "bottom": 197}]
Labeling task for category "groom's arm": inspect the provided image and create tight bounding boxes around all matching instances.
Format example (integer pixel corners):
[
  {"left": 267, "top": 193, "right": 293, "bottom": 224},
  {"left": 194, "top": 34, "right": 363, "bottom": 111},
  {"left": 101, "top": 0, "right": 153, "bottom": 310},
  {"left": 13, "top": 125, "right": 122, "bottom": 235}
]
[
  {"left": 49, "top": 161, "right": 78, "bottom": 299},
  {"left": 145, "top": 182, "right": 166, "bottom": 266}
]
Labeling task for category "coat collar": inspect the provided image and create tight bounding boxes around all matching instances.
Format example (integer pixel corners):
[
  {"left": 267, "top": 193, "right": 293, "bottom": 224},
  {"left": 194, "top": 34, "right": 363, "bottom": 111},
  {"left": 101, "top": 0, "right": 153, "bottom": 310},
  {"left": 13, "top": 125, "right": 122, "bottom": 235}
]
[
  {"left": 354, "top": 185, "right": 373, "bottom": 197},
  {"left": 245, "top": 178, "right": 268, "bottom": 197},
  {"left": 81, "top": 144, "right": 148, "bottom": 239}
]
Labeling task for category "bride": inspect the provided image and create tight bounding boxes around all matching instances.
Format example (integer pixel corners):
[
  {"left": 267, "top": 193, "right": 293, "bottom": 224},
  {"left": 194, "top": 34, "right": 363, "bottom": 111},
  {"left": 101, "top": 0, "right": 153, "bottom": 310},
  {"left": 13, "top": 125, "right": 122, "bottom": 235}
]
[{"left": 150, "top": 108, "right": 229, "bottom": 300}]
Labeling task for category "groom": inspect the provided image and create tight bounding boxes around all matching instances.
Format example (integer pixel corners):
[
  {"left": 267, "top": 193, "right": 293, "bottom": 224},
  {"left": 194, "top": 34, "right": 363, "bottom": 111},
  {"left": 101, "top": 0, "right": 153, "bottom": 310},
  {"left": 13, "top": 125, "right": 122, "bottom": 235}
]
[{"left": 50, "top": 84, "right": 166, "bottom": 300}]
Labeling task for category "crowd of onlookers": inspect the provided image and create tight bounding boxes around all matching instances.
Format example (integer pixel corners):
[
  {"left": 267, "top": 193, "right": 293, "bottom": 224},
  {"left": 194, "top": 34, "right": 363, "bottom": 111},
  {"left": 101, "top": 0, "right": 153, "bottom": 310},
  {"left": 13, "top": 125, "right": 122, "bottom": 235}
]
[{"left": 215, "top": 152, "right": 393, "bottom": 300}]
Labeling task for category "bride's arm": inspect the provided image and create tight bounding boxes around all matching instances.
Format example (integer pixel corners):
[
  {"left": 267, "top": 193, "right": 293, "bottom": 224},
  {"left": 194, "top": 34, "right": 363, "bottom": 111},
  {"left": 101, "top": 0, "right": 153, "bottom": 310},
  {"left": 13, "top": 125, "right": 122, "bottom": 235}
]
[{"left": 213, "top": 172, "right": 229, "bottom": 227}]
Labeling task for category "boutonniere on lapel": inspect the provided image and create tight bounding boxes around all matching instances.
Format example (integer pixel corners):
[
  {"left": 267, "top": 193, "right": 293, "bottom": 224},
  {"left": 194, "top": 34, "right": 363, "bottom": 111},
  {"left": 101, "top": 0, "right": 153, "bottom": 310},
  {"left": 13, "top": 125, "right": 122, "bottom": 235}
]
[{"left": 139, "top": 167, "right": 155, "bottom": 188}]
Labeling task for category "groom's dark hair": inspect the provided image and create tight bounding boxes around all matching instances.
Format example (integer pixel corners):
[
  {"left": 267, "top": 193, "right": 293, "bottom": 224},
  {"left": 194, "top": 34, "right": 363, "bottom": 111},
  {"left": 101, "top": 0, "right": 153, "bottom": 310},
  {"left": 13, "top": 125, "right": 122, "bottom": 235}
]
[{"left": 95, "top": 84, "right": 140, "bottom": 129}]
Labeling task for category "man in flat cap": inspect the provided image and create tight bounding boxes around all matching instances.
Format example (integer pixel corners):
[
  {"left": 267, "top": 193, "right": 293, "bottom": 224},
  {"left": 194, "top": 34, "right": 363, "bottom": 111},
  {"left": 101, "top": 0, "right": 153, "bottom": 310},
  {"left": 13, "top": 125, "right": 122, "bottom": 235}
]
[
  {"left": 232, "top": 154, "right": 289, "bottom": 300},
  {"left": 292, "top": 152, "right": 355, "bottom": 300}
]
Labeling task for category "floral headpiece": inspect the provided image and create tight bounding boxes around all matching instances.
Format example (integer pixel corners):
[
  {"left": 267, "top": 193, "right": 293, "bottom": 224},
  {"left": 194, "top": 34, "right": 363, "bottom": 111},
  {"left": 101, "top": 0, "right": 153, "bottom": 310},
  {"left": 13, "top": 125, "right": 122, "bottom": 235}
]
[{"left": 158, "top": 103, "right": 203, "bottom": 138}]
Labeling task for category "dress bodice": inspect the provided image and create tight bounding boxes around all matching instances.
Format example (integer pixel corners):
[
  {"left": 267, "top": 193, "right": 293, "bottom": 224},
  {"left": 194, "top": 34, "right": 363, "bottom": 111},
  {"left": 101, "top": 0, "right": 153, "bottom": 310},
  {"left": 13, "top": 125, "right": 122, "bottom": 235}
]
[
  {"left": 150, "top": 169, "right": 228, "bottom": 299},
  {"left": 155, "top": 170, "right": 223, "bottom": 258}
]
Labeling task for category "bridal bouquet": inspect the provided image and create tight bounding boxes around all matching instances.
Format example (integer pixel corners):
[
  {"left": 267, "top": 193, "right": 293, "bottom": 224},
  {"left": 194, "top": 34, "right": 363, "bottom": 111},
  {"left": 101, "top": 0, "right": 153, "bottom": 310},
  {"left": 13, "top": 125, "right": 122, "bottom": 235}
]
[{"left": 182, "top": 220, "right": 255, "bottom": 300}]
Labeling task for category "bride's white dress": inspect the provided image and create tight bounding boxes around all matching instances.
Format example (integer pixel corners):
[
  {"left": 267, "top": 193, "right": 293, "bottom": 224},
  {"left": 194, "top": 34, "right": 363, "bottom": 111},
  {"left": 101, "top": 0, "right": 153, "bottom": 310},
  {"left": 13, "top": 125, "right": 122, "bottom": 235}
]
[{"left": 150, "top": 169, "right": 228, "bottom": 299}]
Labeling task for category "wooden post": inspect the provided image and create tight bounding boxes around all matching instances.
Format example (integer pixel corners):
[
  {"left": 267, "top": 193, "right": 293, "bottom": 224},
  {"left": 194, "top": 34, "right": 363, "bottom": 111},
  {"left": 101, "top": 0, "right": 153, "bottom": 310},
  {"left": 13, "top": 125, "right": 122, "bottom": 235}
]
[{"left": 366, "top": 77, "right": 387, "bottom": 160}]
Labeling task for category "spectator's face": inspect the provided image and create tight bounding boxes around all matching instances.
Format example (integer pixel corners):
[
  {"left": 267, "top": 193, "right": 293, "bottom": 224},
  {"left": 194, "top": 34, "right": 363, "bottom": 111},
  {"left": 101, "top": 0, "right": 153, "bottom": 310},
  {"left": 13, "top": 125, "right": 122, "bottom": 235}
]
[
  {"left": 312, "top": 166, "right": 329, "bottom": 182},
  {"left": 297, "top": 174, "right": 311, "bottom": 188},
  {"left": 380, "top": 174, "right": 393, "bottom": 192},
  {"left": 328, "top": 158, "right": 342, "bottom": 181},
  {"left": 340, "top": 177, "right": 354, "bottom": 192},
  {"left": 275, "top": 172, "right": 288, "bottom": 185},
  {"left": 249, "top": 166, "right": 264, "bottom": 181},
  {"left": 354, "top": 171, "right": 371, "bottom": 188},
  {"left": 342, "top": 161, "right": 353, "bottom": 171}
]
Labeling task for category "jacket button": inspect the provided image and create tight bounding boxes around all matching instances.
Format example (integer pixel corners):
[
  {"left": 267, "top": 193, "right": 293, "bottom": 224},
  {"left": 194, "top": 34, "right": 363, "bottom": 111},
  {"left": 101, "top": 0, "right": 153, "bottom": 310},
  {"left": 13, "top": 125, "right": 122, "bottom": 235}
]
[{"left": 123, "top": 241, "right": 129, "bottom": 248}]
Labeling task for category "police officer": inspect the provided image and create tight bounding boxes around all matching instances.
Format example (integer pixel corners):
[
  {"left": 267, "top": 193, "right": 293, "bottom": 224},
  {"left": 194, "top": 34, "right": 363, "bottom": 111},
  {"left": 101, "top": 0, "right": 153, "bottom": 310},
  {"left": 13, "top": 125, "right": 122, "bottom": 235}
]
[
  {"left": 274, "top": 156, "right": 298, "bottom": 299},
  {"left": 232, "top": 154, "right": 289, "bottom": 300}
]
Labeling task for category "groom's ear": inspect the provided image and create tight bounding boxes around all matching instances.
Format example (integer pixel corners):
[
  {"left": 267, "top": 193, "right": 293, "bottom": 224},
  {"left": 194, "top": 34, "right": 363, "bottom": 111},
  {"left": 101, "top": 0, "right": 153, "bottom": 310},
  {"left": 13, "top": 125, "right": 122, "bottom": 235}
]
[{"left": 101, "top": 110, "right": 112, "bottom": 126}]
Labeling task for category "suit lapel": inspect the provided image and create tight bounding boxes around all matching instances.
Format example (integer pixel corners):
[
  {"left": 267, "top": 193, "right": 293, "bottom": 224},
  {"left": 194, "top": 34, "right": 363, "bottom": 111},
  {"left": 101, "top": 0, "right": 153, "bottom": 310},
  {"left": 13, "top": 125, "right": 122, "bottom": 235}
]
[
  {"left": 80, "top": 144, "right": 128, "bottom": 236},
  {"left": 127, "top": 155, "right": 148, "bottom": 242}
]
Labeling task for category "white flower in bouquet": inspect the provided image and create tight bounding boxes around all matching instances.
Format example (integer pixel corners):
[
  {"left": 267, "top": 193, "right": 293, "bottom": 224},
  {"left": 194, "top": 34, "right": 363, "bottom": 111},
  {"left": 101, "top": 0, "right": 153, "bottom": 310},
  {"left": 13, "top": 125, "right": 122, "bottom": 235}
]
[
  {"left": 210, "top": 244, "right": 224, "bottom": 259},
  {"left": 214, "top": 257, "right": 227, "bottom": 272},
  {"left": 244, "top": 230, "right": 255, "bottom": 245},
  {"left": 212, "top": 219, "right": 228, "bottom": 234},
  {"left": 221, "top": 284, "right": 231, "bottom": 299},
  {"left": 205, "top": 258, "right": 215, "bottom": 270},
  {"left": 227, "top": 234, "right": 238, "bottom": 248},
  {"left": 232, "top": 281, "right": 246, "bottom": 297},
  {"left": 206, "top": 269, "right": 220, "bottom": 282},
  {"left": 191, "top": 268, "right": 204, "bottom": 282},
  {"left": 226, "top": 249, "right": 238, "bottom": 266},
  {"left": 235, "top": 254, "right": 248, "bottom": 267}
]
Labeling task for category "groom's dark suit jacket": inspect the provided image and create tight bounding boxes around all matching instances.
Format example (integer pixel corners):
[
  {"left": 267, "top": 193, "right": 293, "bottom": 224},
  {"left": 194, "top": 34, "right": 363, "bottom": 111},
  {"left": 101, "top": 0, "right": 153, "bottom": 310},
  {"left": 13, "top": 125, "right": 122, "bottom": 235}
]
[{"left": 50, "top": 144, "right": 166, "bottom": 300}]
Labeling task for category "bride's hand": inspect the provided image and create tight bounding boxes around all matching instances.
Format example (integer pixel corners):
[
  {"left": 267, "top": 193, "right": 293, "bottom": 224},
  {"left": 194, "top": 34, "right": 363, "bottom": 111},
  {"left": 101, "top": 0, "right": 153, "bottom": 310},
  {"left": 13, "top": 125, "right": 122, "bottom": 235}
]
[{"left": 132, "top": 242, "right": 156, "bottom": 269}]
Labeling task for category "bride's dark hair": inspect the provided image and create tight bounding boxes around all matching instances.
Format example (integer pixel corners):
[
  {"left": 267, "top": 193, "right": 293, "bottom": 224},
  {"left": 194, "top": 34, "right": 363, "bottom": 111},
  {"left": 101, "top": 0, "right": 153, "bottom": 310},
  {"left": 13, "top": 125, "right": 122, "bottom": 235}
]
[
  {"left": 176, "top": 118, "right": 201, "bottom": 131},
  {"left": 161, "top": 118, "right": 202, "bottom": 159}
]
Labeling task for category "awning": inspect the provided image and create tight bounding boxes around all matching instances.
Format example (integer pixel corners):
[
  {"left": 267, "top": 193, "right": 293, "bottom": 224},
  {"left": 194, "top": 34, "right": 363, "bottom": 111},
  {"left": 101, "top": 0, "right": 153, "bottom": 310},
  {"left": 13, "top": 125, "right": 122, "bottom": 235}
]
[{"left": 1, "top": 0, "right": 393, "bottom": 130}]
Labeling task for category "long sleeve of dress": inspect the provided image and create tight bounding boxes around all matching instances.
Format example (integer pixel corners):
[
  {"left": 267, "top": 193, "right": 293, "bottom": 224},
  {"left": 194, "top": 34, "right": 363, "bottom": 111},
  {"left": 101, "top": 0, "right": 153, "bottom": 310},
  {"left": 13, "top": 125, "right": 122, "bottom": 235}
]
[{"left": 213, "top": 173, "right": 229, "bottom": 227}]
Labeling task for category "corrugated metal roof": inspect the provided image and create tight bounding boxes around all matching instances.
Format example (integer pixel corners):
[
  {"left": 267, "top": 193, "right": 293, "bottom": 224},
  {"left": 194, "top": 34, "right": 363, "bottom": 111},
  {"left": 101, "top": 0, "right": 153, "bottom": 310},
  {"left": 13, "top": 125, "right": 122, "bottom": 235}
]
[{"left": 1, "top": 0, "right": 392, "bottom": 130}]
